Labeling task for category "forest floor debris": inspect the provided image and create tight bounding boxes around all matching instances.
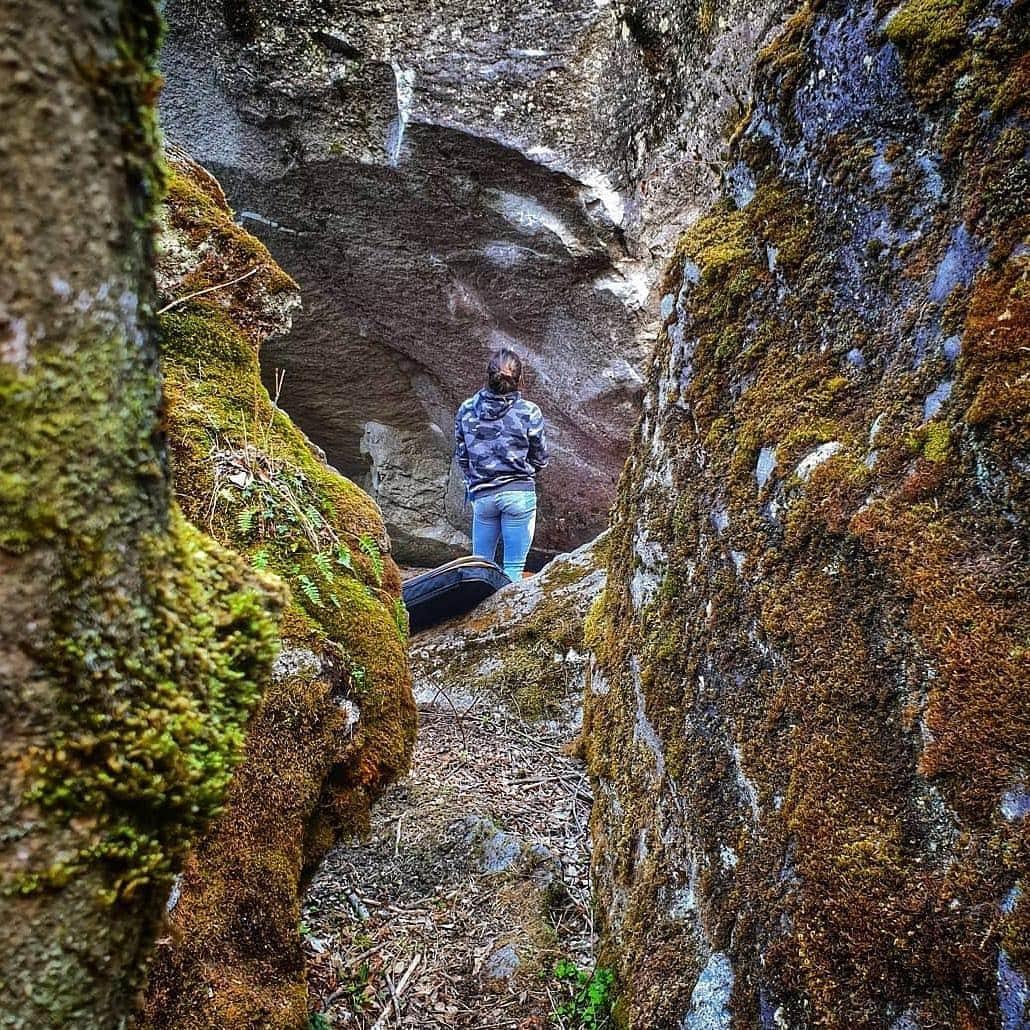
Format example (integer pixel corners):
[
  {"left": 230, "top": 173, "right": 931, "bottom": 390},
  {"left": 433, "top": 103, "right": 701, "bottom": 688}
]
[{"left": 303, "top": 678, "right": 594, "bottom": 1028}]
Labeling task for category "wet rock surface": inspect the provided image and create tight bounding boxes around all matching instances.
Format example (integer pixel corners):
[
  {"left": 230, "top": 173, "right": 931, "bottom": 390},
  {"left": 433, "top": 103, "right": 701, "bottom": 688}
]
[{"left": 159, "top": 0, "right": 788, "bottom": 562}]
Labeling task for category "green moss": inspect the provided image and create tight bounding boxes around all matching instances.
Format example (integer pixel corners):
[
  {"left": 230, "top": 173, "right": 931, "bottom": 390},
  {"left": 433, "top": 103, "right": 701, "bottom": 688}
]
[
  {"left": 0, "top": 309, "right": 283, "bottom": 902},
  {"left": 884, "top": 0, "right": 985, "bottom": 105},
  {"left": 884, "top": 0, "right": 967, "bottom": 60},
  {"left": 674, "top": 202, "right": 757, "bottom": 285},
  {"left": 907, "top": 421, "right": 953, "bottom": 462},
  {"left": 583, "top": 590, "right": 607, "bottom": 655},
  {"left": 22, "top": 511, "right": 282, "bottom": 900},
  {"left": 138, "top": 156, "right": 416, "bottom": 1027}
]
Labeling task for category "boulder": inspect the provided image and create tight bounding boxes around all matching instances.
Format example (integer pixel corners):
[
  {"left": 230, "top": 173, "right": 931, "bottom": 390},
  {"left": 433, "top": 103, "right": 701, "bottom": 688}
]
[
  {"left": 410, "top": 533, "right": 607, "bottom": 720},
  {"left": 158, "top": 0, "right": 788, "bottom": 562},
  {"left": 586, "top": 1, "right": 1029, "bottom": 1025},
  {"left": 139, "top": 150, "right": 416, "bottom": 1028},
  {"left": 0, "top": 5, "right": 281, "bottom": 1024}
]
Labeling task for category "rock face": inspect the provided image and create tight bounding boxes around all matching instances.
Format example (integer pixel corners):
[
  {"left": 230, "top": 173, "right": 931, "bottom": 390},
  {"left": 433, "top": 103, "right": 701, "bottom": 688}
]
[
  {"left": 139, "top": 152, "right": 416, "bottom": 1028},
  {"left": 158, "top": 0, "right": 788, "bottom": 563},
  {"left": 409, "top": 532, "right": 607, "bottom": 719},
  {"left": 0, "top": 4, "right": 282, "bottom": 1025},
  {"left": 587, "top": 0, "right": 1029, "bottom": 1025}
]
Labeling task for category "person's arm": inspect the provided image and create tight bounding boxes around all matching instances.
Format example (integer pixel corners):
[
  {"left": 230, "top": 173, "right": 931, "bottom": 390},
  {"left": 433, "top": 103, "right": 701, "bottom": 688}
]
[
  {"left": 527, "top": 405, "right": 549, "bottom": 471},
  {"left": 454, "top": 406, "right": 471, "bottom": 482}
]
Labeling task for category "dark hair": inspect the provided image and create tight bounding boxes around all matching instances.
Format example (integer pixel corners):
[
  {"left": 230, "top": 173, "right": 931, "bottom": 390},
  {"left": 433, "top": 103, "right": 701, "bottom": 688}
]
[{"left": 487, "top": 348, "right": 523, "bottom": 395}]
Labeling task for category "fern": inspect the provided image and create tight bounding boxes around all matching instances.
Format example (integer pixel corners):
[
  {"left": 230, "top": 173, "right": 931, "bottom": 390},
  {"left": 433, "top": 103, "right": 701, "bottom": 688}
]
[
  {"left": 358, "top": 533, "right": 384, "bottom": 585},
  {"left": 305, "top": 504, "right": 323, "bottom": 528},
  {"left": 350, "top": 663, "right": 367, "bottom": 691},
  {"left": 297, "top": 574, "right": 323, "bottom": 608},
  {"left": 393, "top": 597, "right": 409, "bottom": 639},
  {"left": 250, "top": 548, "right": 270, "bottom": 571},
  {"left": 236, "top": 508, "right": 257, "bottom": 535},
  {"left": 336, "top": 543, "right": 354, "bottom": 571},
  {"left": 313, "top": 550, "right": 335, "bottom": 583}
]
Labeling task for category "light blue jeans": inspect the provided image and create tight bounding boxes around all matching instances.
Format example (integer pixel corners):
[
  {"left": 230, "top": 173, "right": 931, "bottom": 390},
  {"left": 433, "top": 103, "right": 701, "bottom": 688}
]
[{"left": 471, "top": 490, "right": 537, "bottom": 581}]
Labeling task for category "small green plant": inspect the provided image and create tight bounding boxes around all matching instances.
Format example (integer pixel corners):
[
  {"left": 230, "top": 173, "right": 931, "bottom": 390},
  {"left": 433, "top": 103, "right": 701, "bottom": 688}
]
[
  {"left": 297, "top": 574, "right": 323, "bottom": 608},
  {"left": 250, "top": 548, "right": 270, "bottom": 571},
  {"left": 329, "top": 961, "right": 373, "bottom": 1014},
  {"left": 350, "top": 662, "right": 367, "bottom": 691},
  {"left": 551, "top": 960, "right": 614, "bottom": 1029},
  {"left": 215, "top": 438, "right": 340, "bottom": 555},
  {"left": 236, "top": 507, "right": 257, "bottom": 535},
  {"left": 392, "top": 597, "right": 409, "bottom": 639},
  {"left": 358, "top": 533, "right": 384, "bottom": 585},
  {"left": 307, "top": 1014, "right": 332, "bottom": 1030},
  {"left": 313, "top": 550, "right": 335, "bottom": 582},
  {"left": 336, "top": 542, "right": 354, "bottom": 571}
]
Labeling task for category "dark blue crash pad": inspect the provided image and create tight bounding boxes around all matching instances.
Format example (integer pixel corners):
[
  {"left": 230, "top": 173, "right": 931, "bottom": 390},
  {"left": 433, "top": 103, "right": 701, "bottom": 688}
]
[{"left": 402, "top": 556, "right": 510, "bottom": 634}]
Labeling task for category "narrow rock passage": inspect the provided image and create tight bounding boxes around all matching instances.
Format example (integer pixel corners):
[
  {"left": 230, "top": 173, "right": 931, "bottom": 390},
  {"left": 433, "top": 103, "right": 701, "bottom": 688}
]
[{"left": 303, "top": 680, "right": 593, "bottom": 1028}]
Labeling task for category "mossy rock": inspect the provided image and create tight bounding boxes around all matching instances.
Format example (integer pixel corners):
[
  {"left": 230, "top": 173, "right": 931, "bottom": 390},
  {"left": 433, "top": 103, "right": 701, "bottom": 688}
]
[
  {"left": 409, "top": 534, "right": 608, "bottom": 721},
  {"left": 587, "top": 0, "right": 1030, "bottom": 1025},
  {"left": 137, "top": 151, "right": 415, "bottom": 1028}
]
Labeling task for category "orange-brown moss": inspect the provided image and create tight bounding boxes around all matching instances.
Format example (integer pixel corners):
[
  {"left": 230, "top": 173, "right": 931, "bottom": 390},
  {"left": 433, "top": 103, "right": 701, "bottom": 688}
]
[{"left": 587, "top": 0, "right": 1029, "bottom": 1025}]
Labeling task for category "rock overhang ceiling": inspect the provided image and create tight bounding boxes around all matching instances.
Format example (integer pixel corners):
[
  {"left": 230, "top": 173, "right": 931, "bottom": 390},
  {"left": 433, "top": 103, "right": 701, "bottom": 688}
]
[{"left": 159, "top": 0, "right": 788, "bottom": 562}]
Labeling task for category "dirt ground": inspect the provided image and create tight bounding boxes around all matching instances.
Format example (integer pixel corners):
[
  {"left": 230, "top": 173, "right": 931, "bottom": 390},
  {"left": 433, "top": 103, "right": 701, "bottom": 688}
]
[{"left": 302, "top": 680, "right": 594, "bottom": 1029}]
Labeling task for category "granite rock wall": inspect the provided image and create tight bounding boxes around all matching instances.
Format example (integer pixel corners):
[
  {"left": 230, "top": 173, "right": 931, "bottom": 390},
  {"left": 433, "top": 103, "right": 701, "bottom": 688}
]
[
  {"left": 586, "top": 0, "right": 1029, "bottom": 1025},
  {"left": 158, "top": 0, "right": 787, "bottom": 563}
]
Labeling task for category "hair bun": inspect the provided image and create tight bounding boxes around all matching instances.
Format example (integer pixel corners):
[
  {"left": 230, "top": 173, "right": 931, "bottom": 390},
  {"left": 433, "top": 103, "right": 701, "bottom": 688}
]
[{"left": 487, "top": 348, "right": 523, "bottom": 395}]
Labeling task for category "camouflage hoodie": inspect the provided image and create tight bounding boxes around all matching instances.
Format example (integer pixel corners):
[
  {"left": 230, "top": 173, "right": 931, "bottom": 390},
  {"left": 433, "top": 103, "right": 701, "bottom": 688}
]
[{"left": 454, "top": 389, "right": 549, "bottom": 497}]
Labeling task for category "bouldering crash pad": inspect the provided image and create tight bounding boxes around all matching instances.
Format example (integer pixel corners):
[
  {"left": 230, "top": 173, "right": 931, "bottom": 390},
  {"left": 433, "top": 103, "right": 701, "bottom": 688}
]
[{"left": 402, "top": 556, "right": 511, "bottom": 634}]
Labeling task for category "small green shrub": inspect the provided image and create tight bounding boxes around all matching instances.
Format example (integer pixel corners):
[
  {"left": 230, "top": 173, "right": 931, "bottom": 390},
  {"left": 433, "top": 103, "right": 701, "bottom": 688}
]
[{"left": 551, "top": 960, "right": 615, "bottom": 1029}]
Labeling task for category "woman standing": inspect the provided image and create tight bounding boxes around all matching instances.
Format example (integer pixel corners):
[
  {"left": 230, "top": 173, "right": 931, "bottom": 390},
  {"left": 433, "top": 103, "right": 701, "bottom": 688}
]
[{"left": 454, "top": 349, "right": 549, "bottom": 581}]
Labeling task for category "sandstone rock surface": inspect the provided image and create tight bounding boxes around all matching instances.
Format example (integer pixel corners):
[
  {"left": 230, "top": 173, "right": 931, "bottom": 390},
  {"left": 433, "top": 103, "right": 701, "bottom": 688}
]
[{"left": 159, "top": 0, "right": 788, "bottom": 562}]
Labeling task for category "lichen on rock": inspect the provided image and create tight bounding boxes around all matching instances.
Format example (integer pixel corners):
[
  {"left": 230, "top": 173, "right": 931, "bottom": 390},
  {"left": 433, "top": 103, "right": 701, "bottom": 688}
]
[{"left": 586, "top": 0, "right": 1029, "bottom": 1025}]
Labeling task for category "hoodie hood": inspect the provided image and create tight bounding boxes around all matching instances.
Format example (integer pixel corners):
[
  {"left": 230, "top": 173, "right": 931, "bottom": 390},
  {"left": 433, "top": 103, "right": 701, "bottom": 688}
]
[{"left": 474, "top": 388, "right": 518, "bottom": 421}]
